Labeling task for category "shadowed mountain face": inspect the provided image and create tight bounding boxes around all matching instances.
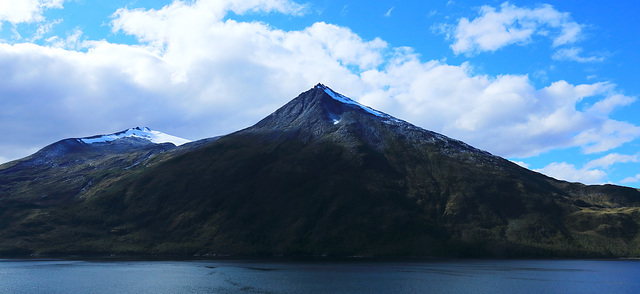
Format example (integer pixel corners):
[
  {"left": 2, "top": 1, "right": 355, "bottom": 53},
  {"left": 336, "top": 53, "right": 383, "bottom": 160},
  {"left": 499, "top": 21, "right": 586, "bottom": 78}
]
[{"left": 1, "top": 84, "right": 640, "bottom": 257}]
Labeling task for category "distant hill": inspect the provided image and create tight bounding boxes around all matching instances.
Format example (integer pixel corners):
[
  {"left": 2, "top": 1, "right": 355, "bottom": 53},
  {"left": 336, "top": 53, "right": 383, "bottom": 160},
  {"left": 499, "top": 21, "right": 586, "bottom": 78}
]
[{"left": 1, "top": 84, "right": 640, "bottom": 258}]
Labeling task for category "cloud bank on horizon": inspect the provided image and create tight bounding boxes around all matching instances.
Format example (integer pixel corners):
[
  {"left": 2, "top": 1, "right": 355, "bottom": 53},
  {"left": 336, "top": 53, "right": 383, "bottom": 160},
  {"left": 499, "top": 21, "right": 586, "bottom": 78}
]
[{"left": 1, "top": 0, "right": 639, "bottom": 187}]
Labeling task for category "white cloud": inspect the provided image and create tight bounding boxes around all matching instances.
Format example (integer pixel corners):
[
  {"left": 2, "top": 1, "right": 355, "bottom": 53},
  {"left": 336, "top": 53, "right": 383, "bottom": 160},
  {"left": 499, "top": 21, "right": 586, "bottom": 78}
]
[
  {"left": 340, "top": 5, "right": 348, "bottom": 17},
  {"left": 0, "top": 0, "right": 638, "bottom": 167},
  {"left": 0, "top": 0, "right": 64, "bottom": 25},
  {"left": 574, "top": 120, "right": 640, "bottom": 154},
  {"left": 384, "top": 7, "right": 394, "bottom": 17},
  {"left": 587, "top": 93, "right": 636, "bottom": 116},
  {"left": 46, "top": 27, "right": 83, "bottom": 49},
  {"left": 447, "top": 2, "right": 582, "bottom": 55},
  {"left": 512, "top": 161, "right": 530, "bottom": 169},
  {"left": 110, "top": 0, "right": 307, "bottom": 52},
  {"left": 28, "top": 18, "right": 61, "bottom": 41},
  {"left": 534, "top": 153, "right": 640, "bottom": 185},
  {"left": 360, "top": 60, "right": 639, "bottom": 157},
  {"left": 552, "top": 47, "right": 604, "bottom": 63},
  {"left": 621, "top": 174, "right": 640, "bottom": 184},
  {"left": 584, "top": 153, "right": 638, "bottom": 170},
  {"left": 534, "top": 162, "right": 606, "bottom": 184}
]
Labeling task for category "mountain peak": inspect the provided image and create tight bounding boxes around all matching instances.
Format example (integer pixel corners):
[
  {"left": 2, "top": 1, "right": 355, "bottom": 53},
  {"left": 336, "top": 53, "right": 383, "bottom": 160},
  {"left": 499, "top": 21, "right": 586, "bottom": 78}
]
[
  {"left": 248, "top": 84, "right": 484, "bottom": 157},
  {"left": 79, "top": 127, "right": 191, "bottom": 146},
  {"left": 253, "top": 84, "right": 406, "bottom": 133}
]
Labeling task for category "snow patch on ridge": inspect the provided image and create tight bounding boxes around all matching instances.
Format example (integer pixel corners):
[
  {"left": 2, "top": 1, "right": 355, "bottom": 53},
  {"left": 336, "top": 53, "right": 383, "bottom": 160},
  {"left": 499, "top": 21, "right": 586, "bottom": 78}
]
[
  {"left": 317, "top": 84, "right": 402, "bottom": 124},
  {"left": 318, "top": 84, "right": 386, "bottom": 118},
  {"left": 79, "top": 127, "right": 191, "bottom": 146}
]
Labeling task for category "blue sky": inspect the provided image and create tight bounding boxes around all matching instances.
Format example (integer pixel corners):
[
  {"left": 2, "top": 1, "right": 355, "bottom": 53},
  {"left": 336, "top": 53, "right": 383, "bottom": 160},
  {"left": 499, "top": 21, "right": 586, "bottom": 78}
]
[{"left": 1, "top": 0, "right": 639, "bottom": 188}]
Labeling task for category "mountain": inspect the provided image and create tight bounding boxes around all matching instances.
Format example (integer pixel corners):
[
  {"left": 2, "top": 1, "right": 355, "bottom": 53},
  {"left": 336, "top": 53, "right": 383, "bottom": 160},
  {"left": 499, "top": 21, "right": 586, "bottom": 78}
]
[
  {"left": 0, "top": 127, "right": 192, "bottom": 204},
  {"left": 1, "top": 84, "right": 640, "bottom": 258}
]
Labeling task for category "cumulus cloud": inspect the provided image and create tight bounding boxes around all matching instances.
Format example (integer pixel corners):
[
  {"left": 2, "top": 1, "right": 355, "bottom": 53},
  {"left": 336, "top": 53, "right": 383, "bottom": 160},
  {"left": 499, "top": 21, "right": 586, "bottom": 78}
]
[
  {"left": 573, "top": 120, "right": 640, "bottom": 154},
  {"left": 0, "top": 0, "right": 64, "bottom": 25},
  {"left": 111, "top": 0, "right": 307, "bottom": 53},
  {"left": 360, "top": 60, "right": 639, "bottom": 157},
  {"left": 621, "top": 174, "right": 640, "bottom": 184},
  {"left": 534, "top": 162, "right": 607, "bottom": 184},
  {"left": 446, "top": 2, "right": 582, "bottom": 55},
  {"left": 584, "top": 153, "right": 638, "bottom": 170},
  {"left": 534, "top": 153, "right": 639, "bottom": 185},
  {"left": 0, "top": 0, "right": 638, "bottom": 168}
]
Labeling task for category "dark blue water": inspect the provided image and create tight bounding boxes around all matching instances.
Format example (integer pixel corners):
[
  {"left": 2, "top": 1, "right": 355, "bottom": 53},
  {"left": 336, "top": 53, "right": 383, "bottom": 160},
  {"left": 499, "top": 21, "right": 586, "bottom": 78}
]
[{"left": 1, "top": 259, "right": 638, "bottom": 293}]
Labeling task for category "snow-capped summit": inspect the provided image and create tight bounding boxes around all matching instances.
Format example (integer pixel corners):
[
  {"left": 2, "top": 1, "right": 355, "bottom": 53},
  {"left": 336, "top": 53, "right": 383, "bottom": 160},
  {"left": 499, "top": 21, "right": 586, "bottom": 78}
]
[{"left": 79, "top": 127, "right": 191, "bottom": 146}]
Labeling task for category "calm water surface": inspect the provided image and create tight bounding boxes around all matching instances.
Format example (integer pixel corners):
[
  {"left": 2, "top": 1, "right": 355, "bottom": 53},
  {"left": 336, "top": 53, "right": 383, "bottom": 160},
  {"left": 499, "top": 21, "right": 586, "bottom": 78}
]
[{"left": 1, "top": 259, "right": 638, "bottom": 293}]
